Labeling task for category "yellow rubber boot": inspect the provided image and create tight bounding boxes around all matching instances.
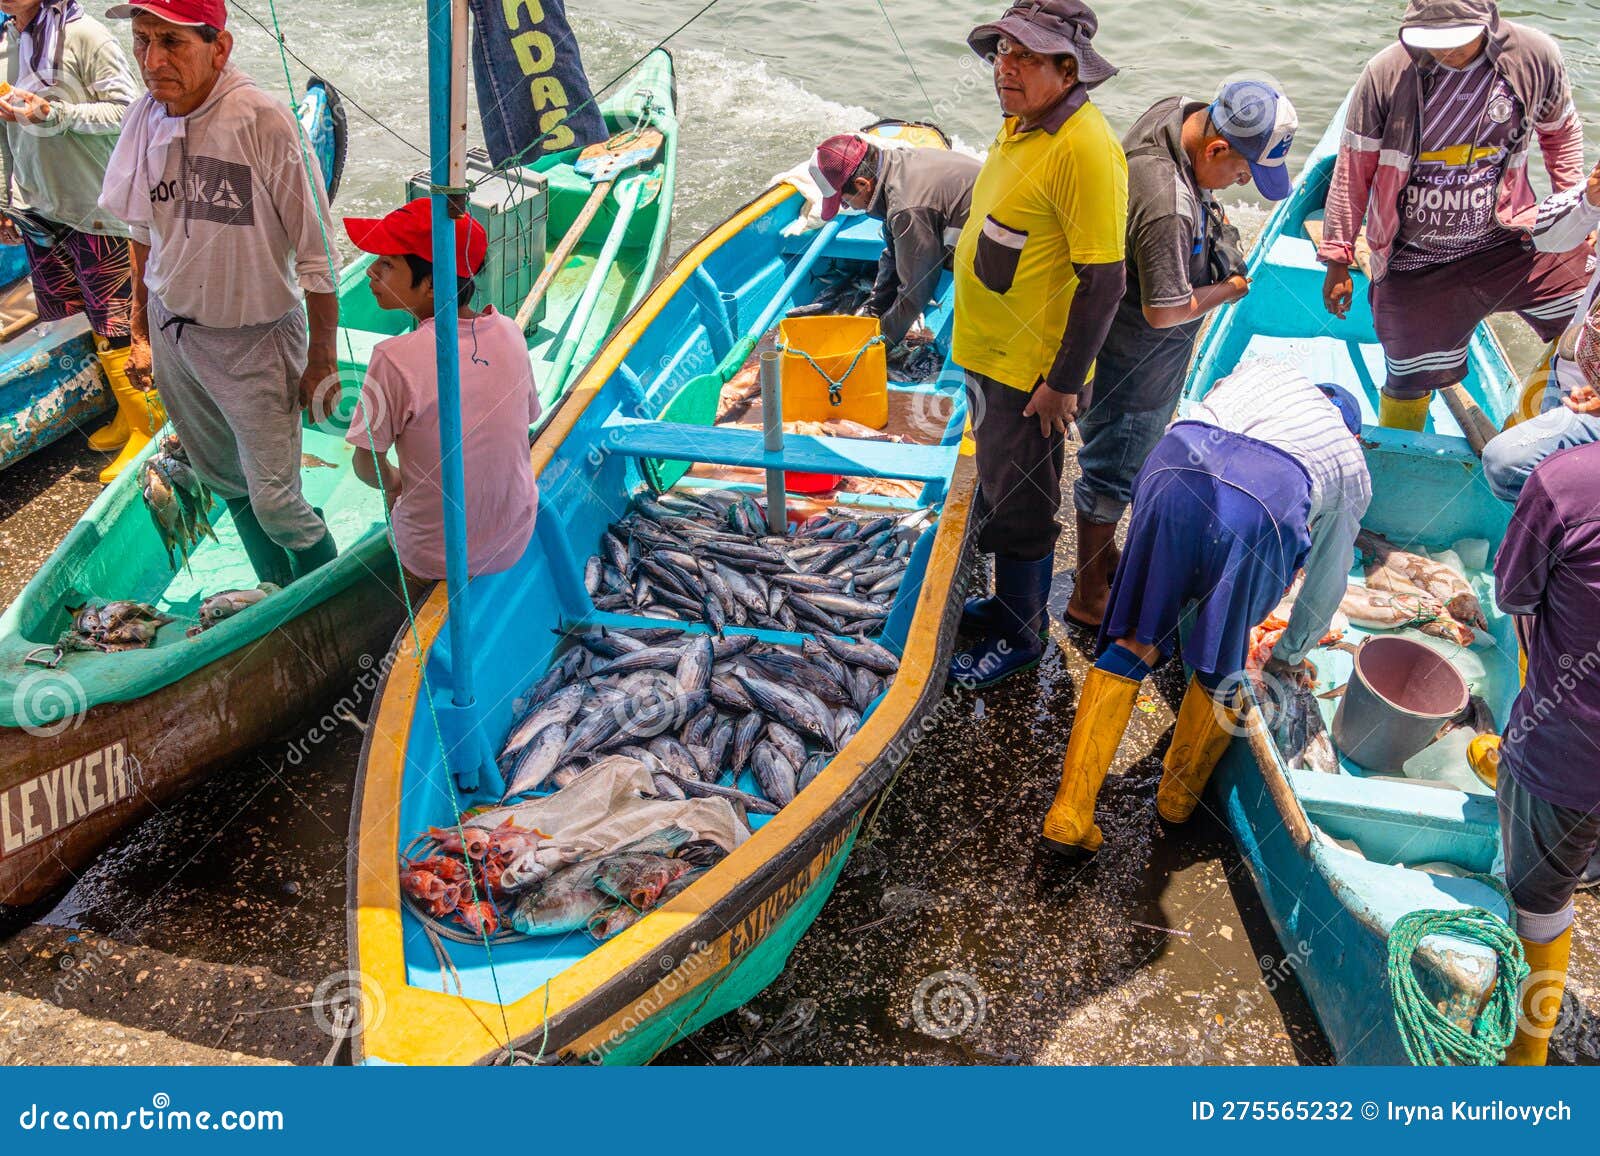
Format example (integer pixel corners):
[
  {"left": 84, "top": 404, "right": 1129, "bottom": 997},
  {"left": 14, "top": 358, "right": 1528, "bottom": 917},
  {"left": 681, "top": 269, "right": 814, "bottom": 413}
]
[
  {"left": 1505, "top": 929, "right": 1572, "bottom": 1066},
  {"left": 96, "top": 345, "right": 164, "bottom": 484},
  {"left": 1378, "top": 392, "right": 1431, "bottom": 432},
  {"left": 1156, "top": 676, "right": 1237, "bottom": 823},
  {"left": 1041, "top": 667, "right": 1141, "bottom": 857},
  {"left": 1467, "top": 734, "right": 1499, "bottom": 789},
  {"left": 85, "top": 340, "right": 130, "bottom": 452}
]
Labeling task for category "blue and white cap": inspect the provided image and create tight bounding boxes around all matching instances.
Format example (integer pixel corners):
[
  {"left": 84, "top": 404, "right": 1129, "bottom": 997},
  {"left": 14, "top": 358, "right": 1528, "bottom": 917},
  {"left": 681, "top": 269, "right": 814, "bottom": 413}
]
[{"left": 1210, "top": 78, "right": 1298, "bottom": 201}]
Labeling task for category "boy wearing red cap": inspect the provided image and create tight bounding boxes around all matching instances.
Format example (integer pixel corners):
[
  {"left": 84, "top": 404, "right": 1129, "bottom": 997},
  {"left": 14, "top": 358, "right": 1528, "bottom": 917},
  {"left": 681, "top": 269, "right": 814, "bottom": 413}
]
[{"left": 343, "top": 200, "right": 540, "bottom": 581}]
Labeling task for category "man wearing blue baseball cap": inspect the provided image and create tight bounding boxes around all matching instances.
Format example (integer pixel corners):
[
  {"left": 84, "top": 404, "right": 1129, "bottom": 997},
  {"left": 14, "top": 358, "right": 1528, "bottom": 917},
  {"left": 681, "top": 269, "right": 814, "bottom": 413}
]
[{"left": 1059, "top": 78, "right": 1297, "bottom": 631}]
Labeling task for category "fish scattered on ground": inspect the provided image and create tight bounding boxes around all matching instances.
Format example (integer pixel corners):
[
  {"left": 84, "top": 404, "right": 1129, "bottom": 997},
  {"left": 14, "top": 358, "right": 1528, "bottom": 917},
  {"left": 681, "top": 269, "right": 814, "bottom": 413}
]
[
  {"left": 60, "top": 599, "right": 174, "bottom": 652},
  {"left": 137, "top": 435, "right": 216, "bottom": 573},
  {"left": 301, "top": 452, "right": 338, "bottom": 469},
  {"left": 185, "top": 583, "right": 280, "bottom": 636}
]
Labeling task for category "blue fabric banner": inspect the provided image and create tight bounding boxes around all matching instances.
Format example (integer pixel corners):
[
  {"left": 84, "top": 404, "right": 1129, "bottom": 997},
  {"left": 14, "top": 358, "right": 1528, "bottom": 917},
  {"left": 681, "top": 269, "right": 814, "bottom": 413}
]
[{"left": 467, "top": 0, "right": 607, "bottom": 167}]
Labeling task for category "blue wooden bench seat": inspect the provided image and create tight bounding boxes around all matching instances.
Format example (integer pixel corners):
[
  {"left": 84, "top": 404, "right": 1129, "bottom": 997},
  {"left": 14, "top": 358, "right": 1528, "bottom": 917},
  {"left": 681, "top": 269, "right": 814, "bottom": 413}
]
[{"left": 598, "top": 415, "right": 956, "bottom": 481}]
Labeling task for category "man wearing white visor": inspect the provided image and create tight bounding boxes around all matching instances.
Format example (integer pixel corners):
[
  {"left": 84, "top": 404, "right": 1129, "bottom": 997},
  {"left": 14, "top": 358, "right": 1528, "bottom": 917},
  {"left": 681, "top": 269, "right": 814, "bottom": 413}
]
[{"left": 1316, "top": 0, "right": 1588, "bottom": 431}]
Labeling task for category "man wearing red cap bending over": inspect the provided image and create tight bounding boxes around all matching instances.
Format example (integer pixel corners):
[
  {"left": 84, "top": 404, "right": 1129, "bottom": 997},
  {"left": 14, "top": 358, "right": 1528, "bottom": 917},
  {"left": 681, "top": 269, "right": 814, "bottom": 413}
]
[
  {"left": 342, "top": 200, "right": 540, "bottom": 582},
  {"left": 98, "top": 0, "right": 340, "bottom": 586}
]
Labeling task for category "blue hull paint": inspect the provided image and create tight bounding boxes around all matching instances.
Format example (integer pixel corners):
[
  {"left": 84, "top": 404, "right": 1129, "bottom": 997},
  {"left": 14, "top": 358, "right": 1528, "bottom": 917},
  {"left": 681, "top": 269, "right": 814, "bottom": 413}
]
[{"left": 1186, "top": 97, "right": 1522, "bottom": 1065}]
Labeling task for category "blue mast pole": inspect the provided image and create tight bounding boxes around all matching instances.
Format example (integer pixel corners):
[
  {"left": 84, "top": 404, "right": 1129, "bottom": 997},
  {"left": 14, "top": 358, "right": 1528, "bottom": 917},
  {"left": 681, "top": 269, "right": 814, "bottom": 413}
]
[{"left": 425, "top": 0, "right": 497, "bottom": 793}]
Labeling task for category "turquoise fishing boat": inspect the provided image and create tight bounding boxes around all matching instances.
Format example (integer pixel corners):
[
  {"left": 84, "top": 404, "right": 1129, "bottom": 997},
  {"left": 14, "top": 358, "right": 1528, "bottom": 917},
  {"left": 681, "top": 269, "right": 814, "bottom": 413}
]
[
  {"left": 348, "top": 145, "right": 977, "bottom": 1065},
  {"left": 0, "top": 57, "right": 677, "bottom": 921},
  {"left": 1185, "top": 100, "right": 1523, "bottom": 1064},
  {"left": 0, "top": 80, "right": 346, "bottom": 472}
]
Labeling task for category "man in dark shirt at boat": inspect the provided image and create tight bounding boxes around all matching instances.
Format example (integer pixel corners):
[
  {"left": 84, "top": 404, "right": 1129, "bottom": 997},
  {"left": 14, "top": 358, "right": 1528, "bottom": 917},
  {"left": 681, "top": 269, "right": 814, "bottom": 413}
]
[
  {"left": 806, "top": 133, "right": 980, "bottom": 349},
  {"left": 1485, "top": 439, "right": 1600, "bottom": 1065},
  {"left": 1064, "top": 78, "right": 1297, "bottom": 629}
]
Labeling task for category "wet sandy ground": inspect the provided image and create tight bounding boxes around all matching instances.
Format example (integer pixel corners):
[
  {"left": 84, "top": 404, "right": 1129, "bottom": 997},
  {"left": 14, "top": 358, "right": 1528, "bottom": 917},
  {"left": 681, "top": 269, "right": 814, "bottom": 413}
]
[{"left": 2, "top": 435, "right": 1597, "bottom": 1066}]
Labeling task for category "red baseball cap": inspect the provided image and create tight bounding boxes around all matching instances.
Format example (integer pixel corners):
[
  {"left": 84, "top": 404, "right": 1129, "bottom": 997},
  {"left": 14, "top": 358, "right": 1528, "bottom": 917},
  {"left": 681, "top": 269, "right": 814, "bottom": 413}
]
[
  {"left": 343, "top": 199, "right": 489, "bottom": 279},
  {"left": 105, "top": 0, "right": 228, "bottom": 28},
  {"left": 807, "top": 134, "right": 871, "bottom": 221}
]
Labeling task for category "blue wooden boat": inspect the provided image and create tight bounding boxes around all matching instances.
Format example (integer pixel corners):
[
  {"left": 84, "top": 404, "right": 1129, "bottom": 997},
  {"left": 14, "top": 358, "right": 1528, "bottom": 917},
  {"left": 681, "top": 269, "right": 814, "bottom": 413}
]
[
  {"left": 347, "top": 150, "right": 977, "bottom": 1066},
  {"left": 0, "top": 79, "right": 348, "bottom": 472},
  {"left": 1185, "top": 100, "right": 1523, "bottom": 1064}
]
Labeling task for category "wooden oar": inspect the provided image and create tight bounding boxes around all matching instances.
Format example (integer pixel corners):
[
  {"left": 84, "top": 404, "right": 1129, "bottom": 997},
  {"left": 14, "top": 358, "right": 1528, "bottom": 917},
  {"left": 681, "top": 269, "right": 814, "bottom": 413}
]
[
  {"left": 1438, "top": 384, "right": 1499, "bottom": 457},
  {"left": 514, "top": 127, "right": 664, "bottom": 333}
]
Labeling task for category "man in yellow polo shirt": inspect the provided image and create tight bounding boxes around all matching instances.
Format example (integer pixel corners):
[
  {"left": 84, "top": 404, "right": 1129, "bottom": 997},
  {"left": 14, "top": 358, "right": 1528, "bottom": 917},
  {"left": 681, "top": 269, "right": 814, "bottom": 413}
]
[{"left": 951, "top": 0, "right": 1129, "bottom": 687}]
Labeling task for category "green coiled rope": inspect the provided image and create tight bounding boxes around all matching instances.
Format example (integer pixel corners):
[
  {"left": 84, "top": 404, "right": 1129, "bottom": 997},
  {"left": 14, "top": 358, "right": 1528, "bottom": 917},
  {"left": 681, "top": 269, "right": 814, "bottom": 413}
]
[{"left": 1388, "top": 906, "right": 1527, "bottom": 1066}]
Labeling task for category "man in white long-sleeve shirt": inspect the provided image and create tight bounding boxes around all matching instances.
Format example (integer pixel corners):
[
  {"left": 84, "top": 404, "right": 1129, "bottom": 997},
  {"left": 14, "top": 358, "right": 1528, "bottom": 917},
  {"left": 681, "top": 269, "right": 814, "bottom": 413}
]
[
  {"left": 1041, "top": 361, "right": 1371, "bottom": 859},
  {"left": 99, "top": 0, "right": 340, "bottom": 585},
  {"left": 0, "top": 0, "right": 144, "bottom": 482}
]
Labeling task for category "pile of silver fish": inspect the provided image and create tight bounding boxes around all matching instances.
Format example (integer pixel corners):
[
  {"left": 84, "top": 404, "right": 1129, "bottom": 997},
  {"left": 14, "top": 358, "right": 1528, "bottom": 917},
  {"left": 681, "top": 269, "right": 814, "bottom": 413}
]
[
  {"left": 498, "top": 624, "right": 900, "bottom": 815},
  {"left": 400, "top": 822, "right": 724, "bottom": 942},
  {"left": 61, "top": 599, "right": 175, "bottom": 652},
  {"left": 138, "top": 435, "right": 216, "bottom": 573},
  {"left": 584, "top": 489, "right": 929, "bottom": 634},
  {"left": 185, "top": 583, "right": 280, "bottom": 637}
]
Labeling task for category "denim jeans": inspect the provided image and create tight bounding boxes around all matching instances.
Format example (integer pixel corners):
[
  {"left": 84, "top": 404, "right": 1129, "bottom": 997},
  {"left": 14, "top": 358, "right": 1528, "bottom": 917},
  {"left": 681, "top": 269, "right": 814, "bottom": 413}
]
[
  {"left": 1072, "top": 394, "right": 1178, "bottom": 524},
  {"left": 467, "top": 0, "right": 607, "bottom": 166},
  {"left": 1481, "top": 402, "right": 1600, "bottom": 503}
]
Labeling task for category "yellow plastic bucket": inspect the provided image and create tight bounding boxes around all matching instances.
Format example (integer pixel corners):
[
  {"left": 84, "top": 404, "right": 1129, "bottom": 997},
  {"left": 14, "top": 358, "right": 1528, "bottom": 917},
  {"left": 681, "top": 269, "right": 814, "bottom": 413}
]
[{"left": 776, "top": 314, "right": 889, "bottom": 429}]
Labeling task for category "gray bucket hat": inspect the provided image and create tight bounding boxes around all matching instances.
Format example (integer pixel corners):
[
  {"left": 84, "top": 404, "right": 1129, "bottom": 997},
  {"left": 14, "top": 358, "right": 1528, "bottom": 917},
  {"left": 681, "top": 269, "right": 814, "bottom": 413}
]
[
  {"left": 1398, "top": 0, "right": 1498, "bottom": 49},
  {"left": 967, "top": 0, "right": 1118, "bottom": 88}
]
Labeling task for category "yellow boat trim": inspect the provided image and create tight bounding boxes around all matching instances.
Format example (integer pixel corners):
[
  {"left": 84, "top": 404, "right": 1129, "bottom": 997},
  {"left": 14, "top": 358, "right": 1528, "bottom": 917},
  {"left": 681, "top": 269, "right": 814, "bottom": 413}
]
[{"left": 352, "top": 181, "right": 978, "bottom": 1065}]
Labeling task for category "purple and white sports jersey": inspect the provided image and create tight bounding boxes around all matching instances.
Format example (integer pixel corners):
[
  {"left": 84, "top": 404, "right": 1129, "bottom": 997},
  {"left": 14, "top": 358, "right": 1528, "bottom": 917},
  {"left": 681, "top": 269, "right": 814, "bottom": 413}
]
[{"left": 1390, "top": 56, "right": 1522, "bottom": 273}]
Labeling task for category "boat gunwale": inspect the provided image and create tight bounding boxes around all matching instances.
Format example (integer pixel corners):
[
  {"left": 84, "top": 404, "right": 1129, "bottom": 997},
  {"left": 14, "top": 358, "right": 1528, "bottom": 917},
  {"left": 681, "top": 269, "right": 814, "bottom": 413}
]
[{"left": 348, "top": 181, "right": 979, "bottom": 1066}]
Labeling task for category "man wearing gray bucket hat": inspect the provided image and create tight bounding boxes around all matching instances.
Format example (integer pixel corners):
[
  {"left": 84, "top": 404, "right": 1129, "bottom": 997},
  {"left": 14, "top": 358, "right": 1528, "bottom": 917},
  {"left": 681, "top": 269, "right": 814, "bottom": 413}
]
[{"left": 951, "top": 0, "right": 1129, "bottom": 688}]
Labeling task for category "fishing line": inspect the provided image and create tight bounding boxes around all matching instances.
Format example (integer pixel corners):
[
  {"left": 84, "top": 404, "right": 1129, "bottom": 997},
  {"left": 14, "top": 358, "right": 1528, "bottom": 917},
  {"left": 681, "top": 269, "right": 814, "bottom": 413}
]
[
  {"left": 227, "top": 0, "right": 427, "bottom": 158},
  {"left": 872, "top": 0, "right": 939, "bottom": 123}
]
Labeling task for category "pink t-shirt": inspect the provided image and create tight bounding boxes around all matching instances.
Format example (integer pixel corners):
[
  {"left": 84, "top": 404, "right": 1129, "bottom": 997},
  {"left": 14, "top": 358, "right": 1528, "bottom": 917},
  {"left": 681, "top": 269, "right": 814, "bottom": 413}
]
[{"left": 346, "top": 307, "right": 540, "bottom": 580}]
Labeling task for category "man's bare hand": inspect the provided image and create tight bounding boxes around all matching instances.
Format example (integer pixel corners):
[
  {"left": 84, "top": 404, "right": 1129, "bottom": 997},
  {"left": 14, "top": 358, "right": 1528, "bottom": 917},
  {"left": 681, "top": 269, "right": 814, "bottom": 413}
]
[
  {"left": 125, "top": 335, "right": 154, "bottom": 393},
  {"left": 298, "top": 354, "right": 339, "bottom": 417},
  {"left": 1585, "top": 159, "right": 1600, "bottom": 208},
  {"left": 1263, "top": 654, "right": 1316, "bottom": 689},
  {"left": 0, "top": 89, "right": 52, "bottom": 125},
  {"left": 1224, "top": 273, "right": 1251, "bottom": 303},
  {"left": 1564, "top": 383, "right": 1600, "bottom": 414},
  {"left": 1323, "top": 262, "right": 1353, "bottom": 318},
  {"left": 0, "top": 215, "right": 22, "bottom": 246},
  {"left": 1022, "top": 382, "right": 1079, "bottom": 438}
]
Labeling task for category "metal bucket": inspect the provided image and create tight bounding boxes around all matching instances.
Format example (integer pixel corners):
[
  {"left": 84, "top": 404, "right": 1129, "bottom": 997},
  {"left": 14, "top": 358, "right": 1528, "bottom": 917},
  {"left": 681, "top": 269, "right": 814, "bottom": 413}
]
[{"left": 1332, "top": 636, "right": 1469, "bottom": 771}]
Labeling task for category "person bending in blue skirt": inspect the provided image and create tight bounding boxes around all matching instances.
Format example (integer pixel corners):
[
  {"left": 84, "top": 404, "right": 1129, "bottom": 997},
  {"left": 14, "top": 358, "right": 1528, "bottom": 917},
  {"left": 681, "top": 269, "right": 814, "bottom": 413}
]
[{"left": 1040, "top": 361, "right": 1371, "bottom": 858}]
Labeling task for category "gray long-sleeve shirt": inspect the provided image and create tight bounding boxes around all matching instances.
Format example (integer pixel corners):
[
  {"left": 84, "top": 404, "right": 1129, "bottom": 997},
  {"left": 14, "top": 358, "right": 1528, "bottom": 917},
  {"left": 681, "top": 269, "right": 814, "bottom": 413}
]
[
  {"left": 0, "top": 14, "right": 136, "bottom": 236},
  {"left": 862, "top": 146, "right": 979, "bottom": 347}
]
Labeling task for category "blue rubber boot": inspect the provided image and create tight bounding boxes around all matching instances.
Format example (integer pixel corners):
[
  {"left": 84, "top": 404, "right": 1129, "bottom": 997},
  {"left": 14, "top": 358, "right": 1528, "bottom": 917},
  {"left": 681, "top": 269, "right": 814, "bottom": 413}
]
[{"left": 949, "top": 554, "right": 1052, "bottom": 688}]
